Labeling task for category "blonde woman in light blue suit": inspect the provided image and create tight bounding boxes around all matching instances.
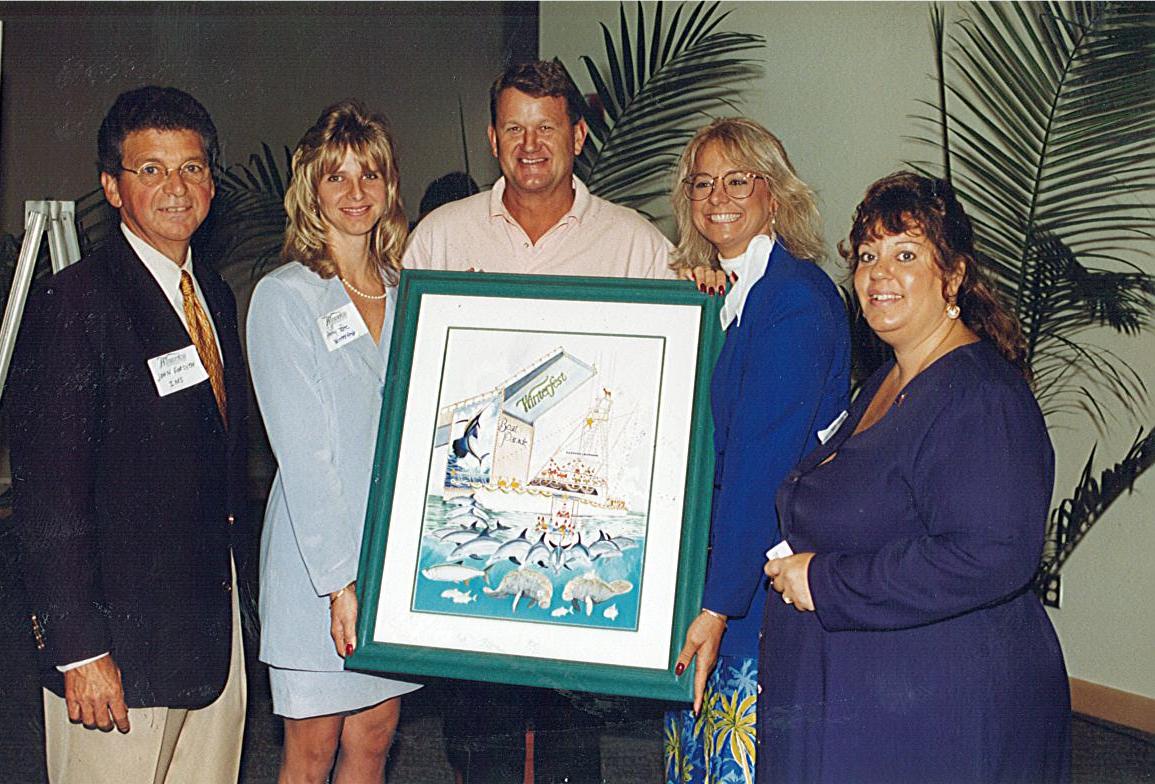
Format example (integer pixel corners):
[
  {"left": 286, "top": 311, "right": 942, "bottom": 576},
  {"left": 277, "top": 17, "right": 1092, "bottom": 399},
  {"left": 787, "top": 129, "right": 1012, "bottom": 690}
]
[{"left": 248, "top": 101, "right": 419, "bottom": 784}]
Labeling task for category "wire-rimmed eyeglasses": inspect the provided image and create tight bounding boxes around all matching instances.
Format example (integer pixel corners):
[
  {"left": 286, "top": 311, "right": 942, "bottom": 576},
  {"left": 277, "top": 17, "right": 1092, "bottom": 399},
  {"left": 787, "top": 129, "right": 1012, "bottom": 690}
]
[
  {"left": 682, "top": 171, "right": 768, "bottom": 201},
  {"left": 119, "top": 160, "right": 212, "bottom": 187}
]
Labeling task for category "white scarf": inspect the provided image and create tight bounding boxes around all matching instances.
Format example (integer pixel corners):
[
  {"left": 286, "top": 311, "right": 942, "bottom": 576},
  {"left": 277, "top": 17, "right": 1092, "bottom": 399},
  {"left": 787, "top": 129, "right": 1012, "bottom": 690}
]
[{"left": 718, "top": 234, "right": 775, "bottom": 330}]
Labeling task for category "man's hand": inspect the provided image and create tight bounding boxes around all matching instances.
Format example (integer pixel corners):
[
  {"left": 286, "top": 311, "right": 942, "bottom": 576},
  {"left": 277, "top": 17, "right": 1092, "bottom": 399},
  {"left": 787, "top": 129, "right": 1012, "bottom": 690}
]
[
  {"left": 330, "top": 583, "right": 358, "bottom": 658},
  {"left": 673, "top": 610, "right": 728, "bottom": 715},
  {"left": 63, "top": 656, "right": 130, "bottom": 733}
]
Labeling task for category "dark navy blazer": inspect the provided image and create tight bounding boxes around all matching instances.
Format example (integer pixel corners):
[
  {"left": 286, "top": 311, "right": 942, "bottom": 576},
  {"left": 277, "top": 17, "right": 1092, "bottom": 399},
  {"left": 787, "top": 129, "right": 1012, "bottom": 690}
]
[
  {"left": 701, "top": 241, "right": 850, "bottom": 657},
  {"left": 9, "top": 230, "right": 248, "bottom": 709}
]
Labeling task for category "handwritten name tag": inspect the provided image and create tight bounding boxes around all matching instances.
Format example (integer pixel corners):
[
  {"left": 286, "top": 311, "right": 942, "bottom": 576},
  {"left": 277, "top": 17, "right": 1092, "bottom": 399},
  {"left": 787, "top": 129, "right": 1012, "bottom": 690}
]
[
  {"left": 147, "top": 345, "right": 209, "bottom": 397},
  {"left": 318, "top": 303, "right": 368, "bottom": 352},
  {"left": 817, "top": 410, "right": 848, "bottom": 445}
]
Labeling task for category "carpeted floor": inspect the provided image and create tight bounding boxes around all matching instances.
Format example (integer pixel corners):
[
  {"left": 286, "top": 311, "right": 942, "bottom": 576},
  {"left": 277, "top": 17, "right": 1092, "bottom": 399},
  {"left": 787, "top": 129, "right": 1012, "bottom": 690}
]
[{"left": 1, "top": 523, "right": 1151, "bottom": 783}]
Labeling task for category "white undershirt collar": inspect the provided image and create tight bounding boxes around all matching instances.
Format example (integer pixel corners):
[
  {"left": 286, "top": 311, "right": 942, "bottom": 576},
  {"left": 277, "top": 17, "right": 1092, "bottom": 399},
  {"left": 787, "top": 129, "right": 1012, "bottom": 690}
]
[{"left": 718, "top": 233, "right": 775, "bottom": 330}]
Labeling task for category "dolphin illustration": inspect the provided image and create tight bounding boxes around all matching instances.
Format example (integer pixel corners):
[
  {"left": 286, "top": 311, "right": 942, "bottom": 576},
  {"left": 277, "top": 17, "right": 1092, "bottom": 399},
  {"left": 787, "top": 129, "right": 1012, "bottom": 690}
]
[
  {"left": 588, "top": 537, "right": 622, "bottom": 561},
  {"left": 451, "top": 411, "right": 490, "bottom": 463},
  {"left": 487, "top": 529, "right": 533, "bottom": 566},
  {"left": 448, "top": 503, "right": 490, "bottom": 522},
  {"left": 434, "top": 527, "right": 485, "bottom": 545},
  {"left": 562, "top": 541, "right": 594, "bottom": 571},
  {"left": 449, "top": 532, "right": 501, "bottom": 561}
]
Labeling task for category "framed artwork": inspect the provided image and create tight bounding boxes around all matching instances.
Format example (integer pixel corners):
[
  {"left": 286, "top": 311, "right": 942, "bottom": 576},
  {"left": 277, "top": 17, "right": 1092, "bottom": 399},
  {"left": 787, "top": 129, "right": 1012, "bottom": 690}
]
[{"left": 349, "top": 270, "right": 721, "bottom": 701}]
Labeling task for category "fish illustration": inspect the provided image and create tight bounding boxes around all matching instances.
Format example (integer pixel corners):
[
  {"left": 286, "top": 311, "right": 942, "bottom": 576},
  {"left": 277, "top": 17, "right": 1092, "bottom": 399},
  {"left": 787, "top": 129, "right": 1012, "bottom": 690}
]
[
  {"left": 421, "top": 562, "right": 492, "bottom": 584},
  {"left": 451, "top": 410, "right": 490, "bottom": 464},
  {"left": 562, "top": 572, "right": 633, "bottom": 616},
  {"left": 482, "top": 567, "right": 553, "bottom": 611},
  {"left": 440, "top": 588, "right": 476, "bottom": 604}
]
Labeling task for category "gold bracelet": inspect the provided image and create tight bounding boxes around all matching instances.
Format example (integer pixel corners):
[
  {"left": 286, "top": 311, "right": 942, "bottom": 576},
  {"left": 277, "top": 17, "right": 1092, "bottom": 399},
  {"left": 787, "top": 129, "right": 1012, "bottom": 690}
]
[
  {"left": 701, "top": 607, "right": 728, "bottom": 626},
  {"left": 329, "top": 582, "right": 355, "bottom": 605}
]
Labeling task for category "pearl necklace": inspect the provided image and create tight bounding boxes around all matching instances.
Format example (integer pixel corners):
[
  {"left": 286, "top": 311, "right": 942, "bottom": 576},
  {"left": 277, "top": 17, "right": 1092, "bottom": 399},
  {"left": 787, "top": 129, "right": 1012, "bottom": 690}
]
[{"left": 340, "top": 276, "right": 387, "bottom": 301}]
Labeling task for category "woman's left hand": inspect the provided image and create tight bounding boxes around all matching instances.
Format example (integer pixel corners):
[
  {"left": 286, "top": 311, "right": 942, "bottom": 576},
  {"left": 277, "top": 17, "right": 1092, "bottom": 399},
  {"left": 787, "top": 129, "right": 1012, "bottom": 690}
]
[
  {"left": 329, "top": 582, "right": 358, "bottom": 657},
  {"left": 765, "top": 553, "right": 816, "bottom": 611}
]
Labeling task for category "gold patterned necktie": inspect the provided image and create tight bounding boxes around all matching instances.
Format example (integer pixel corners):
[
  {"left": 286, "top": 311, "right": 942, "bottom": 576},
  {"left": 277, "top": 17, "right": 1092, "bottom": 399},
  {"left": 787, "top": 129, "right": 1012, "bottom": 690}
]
[{"left": 179, "top": 270, "right": 227, "bottom": 425}]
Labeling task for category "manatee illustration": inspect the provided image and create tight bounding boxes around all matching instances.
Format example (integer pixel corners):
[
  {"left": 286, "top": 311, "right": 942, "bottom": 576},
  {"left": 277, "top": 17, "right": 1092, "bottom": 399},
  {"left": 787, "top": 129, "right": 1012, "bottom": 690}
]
[
  {"left": 482, "top": 566, "right": 553, "bottom": 611},
  {"left": 562, "top": 572, "right": 633, "bottom": 615}
]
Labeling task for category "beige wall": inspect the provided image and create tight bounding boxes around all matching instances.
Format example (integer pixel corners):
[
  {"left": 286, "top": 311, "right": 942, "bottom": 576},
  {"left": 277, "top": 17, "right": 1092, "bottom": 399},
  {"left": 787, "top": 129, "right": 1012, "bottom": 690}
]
[
  {"left": 0, "top": 2, "right": 533, "bottom": 233},
  {"left": 542, "top": 0, "right": 1154, "bottom": 700}
]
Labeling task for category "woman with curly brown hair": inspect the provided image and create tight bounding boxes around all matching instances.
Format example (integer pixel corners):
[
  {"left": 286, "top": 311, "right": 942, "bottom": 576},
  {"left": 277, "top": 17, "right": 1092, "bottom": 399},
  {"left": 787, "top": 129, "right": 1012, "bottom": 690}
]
[
  {"left": 248, "top": 101, "right": 420, "bottom": 784},
  {"left": 760, "top": 171, "right": 1070, "bottom": 783}
]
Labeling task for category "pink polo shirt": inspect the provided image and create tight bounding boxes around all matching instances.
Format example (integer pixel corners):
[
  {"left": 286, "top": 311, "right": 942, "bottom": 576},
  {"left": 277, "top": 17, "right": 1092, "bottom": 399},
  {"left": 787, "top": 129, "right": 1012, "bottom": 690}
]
[{"left": 403, "top": 176, "right": 675, "bottom": 280}]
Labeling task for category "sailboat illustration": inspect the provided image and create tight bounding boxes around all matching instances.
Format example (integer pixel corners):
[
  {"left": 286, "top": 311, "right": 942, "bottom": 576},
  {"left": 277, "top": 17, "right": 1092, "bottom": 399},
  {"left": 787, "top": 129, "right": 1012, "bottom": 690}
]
[
  {"left": 474, "top": 387, "right": 628, "bottom": 544},
  {"left": 432, "top": 348, "right": 631, "bottom": 546}
]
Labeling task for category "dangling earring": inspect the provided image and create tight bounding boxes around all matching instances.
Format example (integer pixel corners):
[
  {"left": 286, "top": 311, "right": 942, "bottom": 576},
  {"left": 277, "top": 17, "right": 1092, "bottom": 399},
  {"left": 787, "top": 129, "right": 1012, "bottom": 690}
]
[{"left": 945, "top": 300, "right": 961, "bottom": 320}]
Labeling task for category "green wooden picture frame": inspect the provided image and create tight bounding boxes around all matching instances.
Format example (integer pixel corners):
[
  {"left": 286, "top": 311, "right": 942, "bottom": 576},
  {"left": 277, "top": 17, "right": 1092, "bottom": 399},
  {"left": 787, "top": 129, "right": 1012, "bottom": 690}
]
[{"left": 348, "top": 269, "right": 722, "bottom": 701}]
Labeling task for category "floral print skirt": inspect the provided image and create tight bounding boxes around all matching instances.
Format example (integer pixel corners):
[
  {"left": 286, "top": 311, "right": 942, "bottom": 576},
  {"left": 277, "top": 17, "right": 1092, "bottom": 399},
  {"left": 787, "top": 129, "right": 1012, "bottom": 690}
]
[{"left": 663, "top": 654, "right": 757, "bottom": 784}]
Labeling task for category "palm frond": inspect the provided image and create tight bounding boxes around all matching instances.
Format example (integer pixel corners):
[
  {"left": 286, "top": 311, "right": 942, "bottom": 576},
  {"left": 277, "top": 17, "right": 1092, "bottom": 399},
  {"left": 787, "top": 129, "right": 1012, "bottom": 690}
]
[
  {"left": 1035, "top": 427, "right": 1155, "bottom": 603},
  {"left": 562, "top": 1, "right": 764, "bottom": 211},
  {"left": 912, "top": 1, "right": 1155, "bottom": 430},
  {"left": 207, "top": 143, "right": 292, "bottom": 281}
]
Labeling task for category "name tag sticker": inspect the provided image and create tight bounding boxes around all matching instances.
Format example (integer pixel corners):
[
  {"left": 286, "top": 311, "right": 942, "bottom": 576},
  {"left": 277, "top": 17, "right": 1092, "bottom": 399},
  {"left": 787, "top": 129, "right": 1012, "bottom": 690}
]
[
  {"left": 147, "top": 345, "right": 208, "bottom": 397},
  {"left": 817, "top": 410, "right": 848, "bottom": 445},
  {"left": 318, "top": 303, "right": 368, "bottom": 352}
]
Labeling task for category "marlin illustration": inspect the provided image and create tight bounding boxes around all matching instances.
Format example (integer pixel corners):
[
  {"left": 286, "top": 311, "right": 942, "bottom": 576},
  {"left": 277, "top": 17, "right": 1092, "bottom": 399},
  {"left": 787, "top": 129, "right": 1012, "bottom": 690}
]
[{"left": 452, "top": 410, "right": 490, "bottom": 463}]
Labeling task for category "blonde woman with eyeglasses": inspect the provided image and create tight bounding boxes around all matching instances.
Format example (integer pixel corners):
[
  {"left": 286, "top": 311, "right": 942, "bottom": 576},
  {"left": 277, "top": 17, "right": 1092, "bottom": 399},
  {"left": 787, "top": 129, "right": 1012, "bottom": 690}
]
[{"left": 665, "top": 118, "right": 850, "bottom": 784}]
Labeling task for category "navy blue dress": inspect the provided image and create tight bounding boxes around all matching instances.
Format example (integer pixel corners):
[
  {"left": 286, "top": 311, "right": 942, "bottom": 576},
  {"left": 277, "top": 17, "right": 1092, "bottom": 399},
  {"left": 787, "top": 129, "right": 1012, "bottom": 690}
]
[{"left": 759, "top": 341, "right": 1071, "bottom": 784}]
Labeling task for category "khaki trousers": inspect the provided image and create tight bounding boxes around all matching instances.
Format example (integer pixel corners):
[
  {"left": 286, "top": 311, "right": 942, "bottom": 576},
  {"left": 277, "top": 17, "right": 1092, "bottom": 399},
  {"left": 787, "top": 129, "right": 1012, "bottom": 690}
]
[{"left": 43, "top": 562, "right": 247, "bottom": 784}]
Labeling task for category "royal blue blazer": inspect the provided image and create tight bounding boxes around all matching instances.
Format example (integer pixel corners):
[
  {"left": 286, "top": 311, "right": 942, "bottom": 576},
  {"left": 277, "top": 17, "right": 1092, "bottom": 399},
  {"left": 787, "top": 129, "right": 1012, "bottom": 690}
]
[{"left": 700, "top": 242, "right": 850, "bottom": 657}]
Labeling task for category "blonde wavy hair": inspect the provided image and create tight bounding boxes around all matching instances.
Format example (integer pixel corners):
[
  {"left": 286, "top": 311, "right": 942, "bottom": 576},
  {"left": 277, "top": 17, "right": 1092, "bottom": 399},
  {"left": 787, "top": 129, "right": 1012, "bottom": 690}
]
[
  {"left": 671, "top": 118, "right": 825, "bottom": 270},
  {"left": 282, "top": 101, "right": 406, "bottom": 284}
]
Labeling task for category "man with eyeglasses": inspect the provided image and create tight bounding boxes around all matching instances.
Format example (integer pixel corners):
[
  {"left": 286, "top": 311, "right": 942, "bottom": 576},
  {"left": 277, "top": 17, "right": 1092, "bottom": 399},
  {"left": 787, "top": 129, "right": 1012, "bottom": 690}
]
[{"left": 8, "top": 85, "right": 248, "bottom": 783}]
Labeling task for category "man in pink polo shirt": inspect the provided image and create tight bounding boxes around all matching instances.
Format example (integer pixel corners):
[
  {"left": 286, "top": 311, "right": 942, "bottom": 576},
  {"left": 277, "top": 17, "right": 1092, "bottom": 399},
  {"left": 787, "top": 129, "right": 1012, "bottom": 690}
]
[
  {"left": 404, "top": 60, "right": 674, "bottom": 281},
  {"left": 405, "top": 60, "right": 676, "bottom": 784}
]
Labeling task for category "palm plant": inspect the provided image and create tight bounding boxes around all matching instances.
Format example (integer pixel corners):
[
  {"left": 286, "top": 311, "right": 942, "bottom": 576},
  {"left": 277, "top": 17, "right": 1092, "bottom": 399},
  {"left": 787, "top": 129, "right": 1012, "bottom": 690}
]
[
  {"left": 912, "top": 1, "right": 1155, "bottom": 600},
  {"left": 204, "top": 142, "right": 293, "bottom": 282},
  {"left": 562, "top": 1, "right": 765, "bottom": 213}
]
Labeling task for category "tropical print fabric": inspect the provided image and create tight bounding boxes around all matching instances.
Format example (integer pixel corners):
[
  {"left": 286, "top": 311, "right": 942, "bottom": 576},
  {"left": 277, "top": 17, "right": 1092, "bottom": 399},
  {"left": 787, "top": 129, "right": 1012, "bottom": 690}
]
[{"left": 664, "top": 654, "right": 757, "bottom": 784}]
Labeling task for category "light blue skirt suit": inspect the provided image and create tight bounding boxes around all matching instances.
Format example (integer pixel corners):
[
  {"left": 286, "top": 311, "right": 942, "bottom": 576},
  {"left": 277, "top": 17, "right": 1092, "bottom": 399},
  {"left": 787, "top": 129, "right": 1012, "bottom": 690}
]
[{"left": 247, "top": 262, "right": 419, "bottom": 718}]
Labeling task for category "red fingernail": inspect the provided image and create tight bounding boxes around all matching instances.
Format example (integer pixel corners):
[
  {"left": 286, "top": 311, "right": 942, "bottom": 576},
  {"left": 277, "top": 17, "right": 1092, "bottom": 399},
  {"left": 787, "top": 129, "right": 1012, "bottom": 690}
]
[
  {"left": 345, "top": 643, "right": 353, "bottom": 656},
  {"left": 698, "top": 283, "right": 706, "bottom": 292},
  {"left": 675, "top": 663, "right": 685, "bottom": 676},
  {"left": 708, "top": 287, "right": 715, "bottom": 296}
]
